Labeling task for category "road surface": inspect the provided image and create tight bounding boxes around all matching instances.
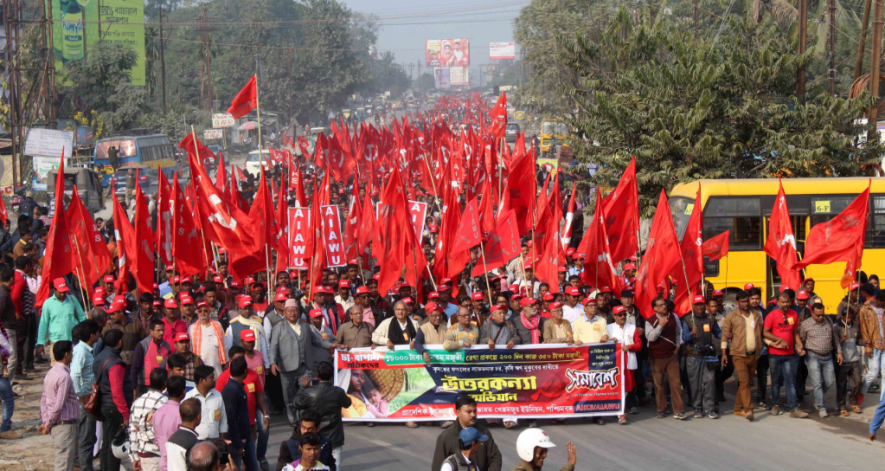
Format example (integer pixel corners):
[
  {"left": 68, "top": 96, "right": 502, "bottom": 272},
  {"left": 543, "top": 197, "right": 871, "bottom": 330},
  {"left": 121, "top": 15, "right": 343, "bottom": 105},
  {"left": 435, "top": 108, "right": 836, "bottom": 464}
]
[{"left": 264, "top": 393, "right": 882, "bottom": 471}]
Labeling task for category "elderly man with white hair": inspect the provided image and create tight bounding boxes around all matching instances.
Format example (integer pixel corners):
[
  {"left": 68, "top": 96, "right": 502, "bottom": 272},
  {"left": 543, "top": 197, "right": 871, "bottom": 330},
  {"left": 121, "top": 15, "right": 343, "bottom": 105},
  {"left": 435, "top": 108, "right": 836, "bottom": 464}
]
[{"left": 269, "top": 299, "right": 335, "bottom": 425}]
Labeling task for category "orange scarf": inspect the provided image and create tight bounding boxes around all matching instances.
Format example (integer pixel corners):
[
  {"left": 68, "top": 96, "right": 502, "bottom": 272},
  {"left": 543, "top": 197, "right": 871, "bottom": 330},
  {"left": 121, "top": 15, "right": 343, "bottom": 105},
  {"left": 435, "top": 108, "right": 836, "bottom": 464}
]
[{"left": 192, "top": 320, "right": 227, "bottom": 365}]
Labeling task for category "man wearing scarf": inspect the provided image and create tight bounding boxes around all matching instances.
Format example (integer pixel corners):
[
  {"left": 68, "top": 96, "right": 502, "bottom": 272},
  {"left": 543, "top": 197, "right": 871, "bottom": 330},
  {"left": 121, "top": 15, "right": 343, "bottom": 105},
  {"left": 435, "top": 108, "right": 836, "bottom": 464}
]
[
  {"left": 189, "top": 301, "right": 227, "bottom": 376},
  {"left": 311, "top": 286, "right": 346, "bottom": 335},
  {"left": 370, "top": 300, "right": 420, "bottom": 428},
  {"left": 224, "top": 296, "right": 269, "bottom": 361},
  {"left": 513, "top": 298, "right": 547, "bottom": 344}
]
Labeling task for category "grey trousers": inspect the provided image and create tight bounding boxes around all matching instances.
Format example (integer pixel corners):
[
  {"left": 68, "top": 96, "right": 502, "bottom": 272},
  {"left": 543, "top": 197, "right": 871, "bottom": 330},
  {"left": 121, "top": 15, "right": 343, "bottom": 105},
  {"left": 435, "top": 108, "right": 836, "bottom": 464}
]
[
  {"left": 5, "top": 329, "right": 20, "bottom": 383},
  {"left": 686, "top": 357, "right": 718, "bottom": 413},
  {"left": 52, "top": 423, "right": 79, "bottom": 471},
  {"left": 77, "top": 402, "right": 97, "bottom": 471},
  {"left": 279, "top": 366, "right": 307, "bottom": 425}
]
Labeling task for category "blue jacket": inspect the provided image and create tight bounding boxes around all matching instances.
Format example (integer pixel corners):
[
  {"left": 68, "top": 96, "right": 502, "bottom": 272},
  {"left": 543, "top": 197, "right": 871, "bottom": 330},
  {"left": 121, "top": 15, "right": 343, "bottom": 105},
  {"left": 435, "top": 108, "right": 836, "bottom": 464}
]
[{"left": 221, "top": 379, "right": 251, "bottom": 451}]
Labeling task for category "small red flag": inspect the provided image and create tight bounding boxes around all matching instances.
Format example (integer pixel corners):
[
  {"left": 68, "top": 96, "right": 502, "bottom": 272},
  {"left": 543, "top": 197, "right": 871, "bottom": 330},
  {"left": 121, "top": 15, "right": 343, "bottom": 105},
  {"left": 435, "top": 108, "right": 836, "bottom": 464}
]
[
  {"left": 471, "top": 209, "right": 521, "bottom": 278},
  {"left": 601, "top": 157, "right": 640, "bottom": 263},
  {"left": 577, "top": 188, "right": 620, "bottom": 293},
  {"left": 702, "top": 231, "right": 730, "bottom": 261},
  {"left": 227, "top": 75, "right": 258, "bottom": 119},
  {"left": 488, "top": 92, "right": 508, "bottom": 139}
]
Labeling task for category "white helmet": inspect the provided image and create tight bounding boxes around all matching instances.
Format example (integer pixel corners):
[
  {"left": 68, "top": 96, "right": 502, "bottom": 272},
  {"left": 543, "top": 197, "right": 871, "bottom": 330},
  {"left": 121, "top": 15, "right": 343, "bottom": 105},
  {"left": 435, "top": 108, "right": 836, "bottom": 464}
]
[
  {"left": 516, "top": 428, "right": 557, "bottom": 462},
  {"left": 112, "top": 434, "right": 130, "bottom": 460}
]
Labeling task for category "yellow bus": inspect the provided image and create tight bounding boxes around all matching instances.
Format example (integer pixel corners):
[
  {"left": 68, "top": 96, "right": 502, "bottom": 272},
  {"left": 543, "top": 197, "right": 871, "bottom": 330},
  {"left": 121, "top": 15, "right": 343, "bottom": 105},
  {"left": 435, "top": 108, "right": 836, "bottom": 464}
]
[{"left": 669, "top": 177, "right": 885, "bottom": 314}]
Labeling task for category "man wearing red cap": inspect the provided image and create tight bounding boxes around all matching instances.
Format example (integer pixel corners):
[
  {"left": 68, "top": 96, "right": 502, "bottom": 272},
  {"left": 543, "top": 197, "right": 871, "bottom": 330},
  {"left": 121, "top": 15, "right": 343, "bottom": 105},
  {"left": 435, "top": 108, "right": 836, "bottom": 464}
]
[
  {"left": 513, "top": 297, "right": 547, "bottom": 345},
  {"left": 249, "top": 280, "right": 269, "bottom": 317},
  {"left": 131, "top": 320, "right": 172, "bottom": 397},
  {"left": 179, "top": 295, "right": 198, "bottom": 328},
  {"left": 161, "top": 298, "right": 188, "bottom": 347},
  {"left": 311, "top": 286, "right": 347, "bottom": 336},
  {"left": 335, "top": 280, "right": 354, "bottom": 314},
  {"left": 307, "top": 310, "right": 336, "bottom": 372},
  {"left": 608, "top": 305, "right": 643, "bottom": 424},
  {"left": 348, "top": 287, "right": 379, "bottom": 327},
  {"left": 102, "top": 297, "right": 145, "bottom": 366},
  {"left": 562, "top": 287, "right": 584, "bottom": 324},
  {"left": 681, "top": 295, "right": 722, "bottom": 419},
  {"left": 225, "top": 296, "right": 270, "bottom": 372},
  {"left": 163, "top": 333, "right": 203, "bottom": 382},
  {"left": 37, "top": 278, "right": 86, "bottom": 364},
  {"left": 469, "top": 291, "right": 489, "bottom": 326},
  {"left": 189, "top": 301, "right": 227, "bottom": 377}
]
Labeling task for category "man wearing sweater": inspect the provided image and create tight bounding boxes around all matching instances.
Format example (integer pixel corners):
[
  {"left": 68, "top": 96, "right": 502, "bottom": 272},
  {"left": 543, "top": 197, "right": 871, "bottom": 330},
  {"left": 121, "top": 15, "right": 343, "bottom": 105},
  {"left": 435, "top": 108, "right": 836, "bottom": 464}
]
[{"left": 645, "top": 297, "right": 686, "bottom": 420}]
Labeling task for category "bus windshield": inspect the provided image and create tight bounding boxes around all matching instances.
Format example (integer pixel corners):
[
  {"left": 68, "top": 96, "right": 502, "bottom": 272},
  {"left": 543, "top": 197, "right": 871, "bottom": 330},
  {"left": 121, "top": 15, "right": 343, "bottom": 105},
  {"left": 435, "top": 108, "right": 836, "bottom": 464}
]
[{"left": 95, "top": 139, "right": 137, "bottom": 159}]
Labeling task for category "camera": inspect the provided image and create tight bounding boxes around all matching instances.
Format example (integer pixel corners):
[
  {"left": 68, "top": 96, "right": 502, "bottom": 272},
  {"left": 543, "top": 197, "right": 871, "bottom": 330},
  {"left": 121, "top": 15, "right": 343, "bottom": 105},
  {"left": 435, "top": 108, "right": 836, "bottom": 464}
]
[{"left": 699, "top": 345, "right": 717, "bottom": 356}]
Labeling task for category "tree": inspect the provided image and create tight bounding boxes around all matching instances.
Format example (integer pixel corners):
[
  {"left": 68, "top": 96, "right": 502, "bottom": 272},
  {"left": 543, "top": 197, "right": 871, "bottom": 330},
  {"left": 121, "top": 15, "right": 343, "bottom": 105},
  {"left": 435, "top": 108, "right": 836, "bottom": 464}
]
[
  {"left": 558, "top": 10, "right": 882, "bottom": 215},
  {"left": 413, "top": 73, "right": 435, "bottom": 92}
]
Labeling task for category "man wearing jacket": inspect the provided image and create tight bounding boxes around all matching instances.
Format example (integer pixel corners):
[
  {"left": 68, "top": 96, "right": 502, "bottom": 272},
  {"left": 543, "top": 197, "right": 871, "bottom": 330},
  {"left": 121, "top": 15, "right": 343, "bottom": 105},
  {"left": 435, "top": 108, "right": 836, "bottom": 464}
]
[
  {"left": 432, "top": 396, "right": 502, "bottom": 471},
  {"left": 681, "top": 295, "right": 722, "bottom": 419},
  {"left": 93, "top": 329, "right": 132, "bottom": 471},
  {"left": 222, "top": 357, "right": 257, "bottom": 471},
  {"left": 721, "top": 290, "right": 764, "bottom": 420},
  {"left": 276, "top": 410, "right": 336, "bottom": 471},
  {"left": 294, "top": 362, "right": 351, "bottom": 471},
  {"left": 270, "top": 299, "right": 334, "bottom": 425},
  {"left": 860, "top": 286, "right": 885, "bottom": 406},
  {"left": 646, "top": 297, "right": 686, "bottom": 420}
]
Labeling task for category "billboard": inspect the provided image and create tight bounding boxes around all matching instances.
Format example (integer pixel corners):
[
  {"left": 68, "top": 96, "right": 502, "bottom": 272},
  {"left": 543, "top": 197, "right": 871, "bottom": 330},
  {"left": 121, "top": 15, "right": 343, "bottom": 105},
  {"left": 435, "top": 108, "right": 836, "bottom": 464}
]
[
  {"left": 490, "top": 42, "right": 516, "bottom": 60},
  {"left": 449, "top": 67, "right": 469, "bottom": 86},
  {"left": 426, "top": 39, "right": 469, "bottom": 66},
  {"left": 433, "top": 67, "right": 450, "bottom": 89},
  {"left": 51, "top": 0, "right": 146, "bottom": 86}
]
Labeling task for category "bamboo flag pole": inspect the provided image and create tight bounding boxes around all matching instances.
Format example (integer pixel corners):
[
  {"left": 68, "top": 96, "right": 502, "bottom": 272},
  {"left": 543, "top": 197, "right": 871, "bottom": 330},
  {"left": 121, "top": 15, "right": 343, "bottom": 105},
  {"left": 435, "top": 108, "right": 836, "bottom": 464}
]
[
  {"left": 70, "top": 233, "right": 91, "bottom": 310},
  {"left": 479, "top": 239, "right": 494, "bottom": 307}
]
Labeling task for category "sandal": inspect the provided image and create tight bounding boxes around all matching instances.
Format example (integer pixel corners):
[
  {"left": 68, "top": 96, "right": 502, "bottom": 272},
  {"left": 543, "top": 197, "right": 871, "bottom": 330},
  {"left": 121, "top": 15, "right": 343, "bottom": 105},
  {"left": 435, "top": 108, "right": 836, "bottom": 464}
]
[
  {"left": 840, "top": 409, "right": 850, "bottom": 417},
  {"left": 851, "top": 405, "right": 862, "bottom": 414}
]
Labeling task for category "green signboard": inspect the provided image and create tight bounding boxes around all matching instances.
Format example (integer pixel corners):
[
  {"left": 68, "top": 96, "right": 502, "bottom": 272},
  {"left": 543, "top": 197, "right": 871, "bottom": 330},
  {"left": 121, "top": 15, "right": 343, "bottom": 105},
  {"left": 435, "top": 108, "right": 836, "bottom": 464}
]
[{"left": 52, "top": 0, "right": 145, "bottom": 86}]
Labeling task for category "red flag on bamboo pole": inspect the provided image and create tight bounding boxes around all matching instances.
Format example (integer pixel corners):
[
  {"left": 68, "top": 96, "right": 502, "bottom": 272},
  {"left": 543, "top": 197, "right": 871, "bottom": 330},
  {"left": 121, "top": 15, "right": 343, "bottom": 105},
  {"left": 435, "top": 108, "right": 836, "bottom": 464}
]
[
  {"left": 67, "top": 188, "right": 110, "bottom": 292},
  {"left": 702, "top": 231, "right": 730, "bottom": 261},
  {"left": 36, "top": 154, "right": 75, "bottom": 309},
  {"left": 634, "top": 190, "right": 682, "bottom": 319},
  {"left": 670, "top": 184, "right": 704, "bottom": 316},
  {"left": 227, "top": 75, "right": 258, "bottom": 119},
  {"left": 133, "top": 173, "right": 156, "bottom": 294},
  {"left": 601, "top": 157, "right": 640, "bottom": 263},
  {"left": 763, "top": 180, "right": 803, "bottom": 290}
]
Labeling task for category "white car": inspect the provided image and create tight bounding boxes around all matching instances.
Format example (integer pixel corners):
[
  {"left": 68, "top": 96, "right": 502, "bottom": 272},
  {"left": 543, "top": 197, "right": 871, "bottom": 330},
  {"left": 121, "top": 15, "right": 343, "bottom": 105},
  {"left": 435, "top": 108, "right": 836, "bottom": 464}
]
[{"left": 245, "top": 149, "right": 271, "bottom": 178}]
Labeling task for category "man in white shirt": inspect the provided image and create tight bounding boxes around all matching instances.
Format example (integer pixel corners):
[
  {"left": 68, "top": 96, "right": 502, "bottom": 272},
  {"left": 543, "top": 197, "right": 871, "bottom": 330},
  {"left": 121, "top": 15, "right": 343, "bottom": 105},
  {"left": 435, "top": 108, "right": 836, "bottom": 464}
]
[
  {"left": 562, "top": 287, "right": 585, "bottom": 324},
  {"left": 183, "top": 365, "right": 228, "bottom": 439},
  {"left": 334, "top": 280, "right": 354, "bottom": 314}
]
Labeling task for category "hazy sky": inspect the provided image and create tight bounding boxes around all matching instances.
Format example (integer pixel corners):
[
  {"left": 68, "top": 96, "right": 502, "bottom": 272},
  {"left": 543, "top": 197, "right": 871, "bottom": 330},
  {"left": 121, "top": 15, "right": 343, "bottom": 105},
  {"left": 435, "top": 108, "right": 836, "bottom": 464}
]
[{"left": 342, "top": 0, "right": 525, "bottom": 81}]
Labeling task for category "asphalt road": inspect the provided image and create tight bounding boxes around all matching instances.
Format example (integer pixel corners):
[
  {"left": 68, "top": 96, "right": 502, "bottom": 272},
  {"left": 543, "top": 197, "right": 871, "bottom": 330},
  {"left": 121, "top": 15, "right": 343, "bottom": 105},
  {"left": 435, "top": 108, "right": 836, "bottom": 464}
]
[{"left": 263, "top": 393, "right": 883, "bottom": 471}]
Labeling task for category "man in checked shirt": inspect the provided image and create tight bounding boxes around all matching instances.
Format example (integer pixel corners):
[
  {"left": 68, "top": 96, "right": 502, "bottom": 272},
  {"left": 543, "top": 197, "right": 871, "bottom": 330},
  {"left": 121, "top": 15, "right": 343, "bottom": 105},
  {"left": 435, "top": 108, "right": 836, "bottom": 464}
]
[
  {"left": 129, "top": 369, "right": 169, "bottom": 471},
  {"left": 797, "top": 302, "right": 843, "bottom": 418},
  {"left": 38, "top": 341, "right": 81, "bottom": 471}
]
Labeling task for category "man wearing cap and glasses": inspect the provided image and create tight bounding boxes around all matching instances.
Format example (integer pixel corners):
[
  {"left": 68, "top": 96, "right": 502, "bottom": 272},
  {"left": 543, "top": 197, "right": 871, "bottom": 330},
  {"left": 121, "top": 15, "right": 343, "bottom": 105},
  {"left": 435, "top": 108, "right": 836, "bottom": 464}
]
[
  {"left": 160, "top": 298, "right": 188, "bottom": 347},
  {"left": 225, "top": 296, "right": 270, "bottom": 370},
  {"left": 102, "top": 297, "right": 145, "bottom": 366},
  {"left": 37, "top": 278, "right": 86, "bottom": 364},
  {"left": 681, "top": 295, "right": 722, "bottom": 419},
  {"left": 561, "top": 287, "right": 583, "bottom": 325},
  {"left": 347, "top": 287, "right": 378, "bottom": 327},
  {"left": 190, "top": 301, "right": 227, "bottom": 377}
]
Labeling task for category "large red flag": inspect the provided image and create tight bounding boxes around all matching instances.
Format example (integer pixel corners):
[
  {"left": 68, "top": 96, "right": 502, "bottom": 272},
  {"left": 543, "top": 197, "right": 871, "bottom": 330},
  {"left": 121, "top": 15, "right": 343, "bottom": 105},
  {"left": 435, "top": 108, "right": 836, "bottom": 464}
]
[
  {"left": 601, "top": 156, "right": 640, "bottom": 263},
  {"left": 471, "top": 209, "right": 521, "bottom": 278},
  {"left": 67, "top": 188, "right": 110, "bottom": 292},
  {"left": 534, "top": 181, "right": 564, "bottom": 293},
  {"left": 375, "top": 166, "right": 423, "bottom": 297},
  {"left": 216, "top": 150, "right": 228, "bottom": 195},
  {"left": 577, "top": 188, "right": 620, "bottom": 292},
  {"left": 171, "top": 174, "right": 206, "bottom": 277},
  {"left": 342, "top": 181, "right": 361, "bottom": 263},
  {"left": 702, "top": 231, "right": 730, "bottom": 261},
  {"left": 227, "top": 75, "right": 257, "bottom": 119},
  {"left": 36, "top": 155, "right": 76, "bottom": 309},
  {"left": 763, "top": 180, "right": 803, "bottom": 290},
  {"left": 308, "top": 171, "right": 331, "bottom": 290},
  {"left": 229, "top": 170, "right": 272, "bottom": 281},
  {"left": 499, "top": 150, "right": 536, "bottom": 237},
  {"left": 488, "top": 93, "right": 507, "bottom": 139},
  {"left": 179, "top": 133, "right": 217, "bottom": 163},
  {"left": 356, "top": 186, "right": 376, "bottom": 269},
  {"left": 793, "top": 182, "right": 871, "bottom": 287},
  {"left": 0, "top": 192, "right": 7, "bottom": 226},
  {"left": 671, "top": 185, "right": 704, "bottom": 316},
  {"left": 156, "top": 170, "right": 174, "bottom": 267},
  {"left": 561, "top": 182, "right": 578, "bottom": 248},
  {"left": 452, "top": 197, "right": 482, "bottom": 255},
  {"left": 133, "top": 174, "right": 156, "bottom": 294},
  {"left": 110, "top": 191, "right": 134, "bottom": 295},
  {"left": 634, "top": 190, "right": 682, "bottom": 319}
]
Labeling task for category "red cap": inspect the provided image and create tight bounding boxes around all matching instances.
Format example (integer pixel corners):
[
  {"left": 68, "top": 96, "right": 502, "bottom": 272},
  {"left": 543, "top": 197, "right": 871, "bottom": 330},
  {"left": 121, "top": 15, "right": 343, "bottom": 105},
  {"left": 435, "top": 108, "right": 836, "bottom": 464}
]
[
  {"left": 566, "top": 248, "right": 576, "bottom": 256},
  {"left": 850, "top": 282, "right": 860, "bottom": 290},
  {"left": 743, "top": 283, "right": 755, "bottom": 290},
  {"left": 629, "top": 255, "right": 638, "bottom": 262},
  {"left": 509, "top": 284, "right": 520, "bottom": 293},
  {"left": 276, "top": 286, "right": 290, "bottom": 294},
  {"left": 558, "top": 267, "right": 568, "bottom": 273},
  {"left": 339, "top": 280, "right": 351, "bottom": 289},
  {"left": 582, "top": 298, "right": 595, "bottom": 306},
  {"left": 399, "top": 282, "right": 411, "bottom": 290},
  {"left": 240, "top": 330, "right": 256, "bottom": 342},
  {"left": 624, "top": 263, "right": 637, "bottom": 271},
  {"left": 512, "top": 293, "right": 523, "bottom": 301},
  {"left": 309, "top": 309, "right": 324, "bottom": 318},
  {"left": 613, "top": 305, "right": 626, "bottom": 314},
  {"left": 548, "top": 301, "right": 563, "bottom": 310},
  {"left": 372, "top": 273, "right": 381, "bottom": 281},
  {"left": 471, "top": 291, "right": 484, "bottom": 301},
  {"left": 370, "top": 189, "right": 380, "bottom": 196},
  {"left": 440, "top": 278, "right": 453, "bottom": 285},
  {"left": 181, "top": 276, "right": 193, "bottom": 284},
  {"left": 103, "top": 275, "right": 115, "bottom": 283},
  {"left": 565, "top": 287, "right": 580, "bottom": 296},
  {"left": 804, "top": 278, "right": 815, "bottom": 283},
  {"left": 428, "top": 291, "right": 440, "bottom": 299},
  {"left": 180, "top": 296, "right": 194, "bottom": 305},
  {"left": 245, "top": 276, "right": 256, "bottom": 285},
  {"left": 152, "top": 283, "right": 159, "bottom": 290},
  {"left": 213, "top": 276, "right": 223, "bottom": 283},
  {"left": 490, "top": 304, "right": 507, "bottom": 312},
  {"left": 355, "top": 286, "right": 371, "bottom": 295},
  {"left": 231, "top": 281, "right": 243, "bottom": 289},
  {"left": 779, "top": 285, "right": 791, "bottom": 293},
  {"left": 600, "top": 286, "right": 613, "bottom": 293},
  {"left": 164, "top": 298, "right": 178, "bottom": 309},
  {"left": 429, "top": 224, "right": 439, "bottom": 233},
  {"left": 797, "top": 290, "right": 809, "bottom": 300},
  {"left": 573, "top": 253, "right": 585, "bottom": 260},
  {"left": 108, "top": 298, "right": 127, "bottom": 313},
  {"left": 53, "top": 278, "right": 69, "bottom": 293},
  {"left": 94, "top": 286, "right": 107, "bottom": 295},
  {"left": 319, "top": 285, "right": 335, "bottom": 294},
  {"left": 92, "top": 295, "right": 106, "bottom": 306},
  {"left": 173, "top": 276, "right": 181, "bottom": 284},
  {"left": 712, "top": 290, "right": 724, "bottom": 296},
  {"left": 152, "top": 300, "right": 162, "bottom": 307},
  {"left": 196, "top": 301, "right": 209, "bottom": 309},
  {"left": 692, "top": 295, "right": 706, "bottom": 304},
  {"left": 274, "top": 292, "right": 288, "bottom": 302},
  {"left": 542, "top": 292, "right": 554, "bottom": 301},
  {"left": 425, "top": 302, "right": 442, "bottom": 313},
  {"left": 238, "top": 296, "right": 253, "bottom": 308},
  {"left": 402, "top": 297, "right": 414, "bottom": 304},
  {"left": 174, "top": 332, "right": 190, "bottom": 343},
  {"left": 289, "top": 271, "right": 299, "bottom": 279},
  {"left": 524, "top": 262, "right": 533, "bottom": 270},
  {"left": 519, "top": 297, "right": 538, "bottom": 307}
]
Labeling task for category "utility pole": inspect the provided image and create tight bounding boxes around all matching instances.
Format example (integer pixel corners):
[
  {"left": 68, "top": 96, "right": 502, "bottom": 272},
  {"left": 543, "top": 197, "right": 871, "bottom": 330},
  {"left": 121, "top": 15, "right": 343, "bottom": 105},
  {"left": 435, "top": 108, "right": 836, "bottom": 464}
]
[
  {"left": 869, "top": 0, "right": 885, "bottom": 134},
  {"left": 797, "top": 0, "right": 808, "bottom": 100},
  {"left": 828, "top": 0, "right": 836, "bottom": 96},
  {"left": 855, "top": 0, "right": 873, "bottom": 83},
  {"left": 159, "top": 7, "right": 168, "bottom": 112},
  {"left": 196, "top": 6, "right": 216, "bottom": 111},
  {"left": 406, "top": 63, "right": 414, "bottom": 79}
]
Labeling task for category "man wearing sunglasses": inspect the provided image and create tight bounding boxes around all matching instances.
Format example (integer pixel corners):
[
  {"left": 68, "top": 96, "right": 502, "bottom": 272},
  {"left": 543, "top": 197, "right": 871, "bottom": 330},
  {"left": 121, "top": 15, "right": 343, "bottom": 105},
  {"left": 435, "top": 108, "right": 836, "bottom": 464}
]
[{"left": 763, "top": 292, "right": 808, "bottom": 418}]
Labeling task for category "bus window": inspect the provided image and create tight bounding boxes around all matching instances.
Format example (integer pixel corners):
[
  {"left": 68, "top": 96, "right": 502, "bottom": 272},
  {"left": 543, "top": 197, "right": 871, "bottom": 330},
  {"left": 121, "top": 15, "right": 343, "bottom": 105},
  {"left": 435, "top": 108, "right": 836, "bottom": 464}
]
[
  {"left": 703, "top": 217, "right": 762, "bottom": 250},
  {"left": 669, "top": 197, "right": 693, "bottom": 239},
  {"left": 705, "top": 197, "right": 760, "bottom": 217},
  {"left": 809, "top": 195, "right": 854, "bottom": 226},
  {"left": 870, "top": 196, "right": 885, "bottom": 248}
]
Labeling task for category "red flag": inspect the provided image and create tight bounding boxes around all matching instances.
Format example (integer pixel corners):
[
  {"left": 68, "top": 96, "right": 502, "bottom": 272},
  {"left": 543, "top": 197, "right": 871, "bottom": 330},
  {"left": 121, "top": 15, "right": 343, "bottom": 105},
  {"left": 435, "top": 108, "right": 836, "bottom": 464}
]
[
  {"left": 178, "top": 133, "right": 217, "bottom": 163},
  {"left": 229, "top": 169, "right": 273, "bottom": 280},
  {"left": 227, "top": 75, "right": 257, "bottom": 119},
  {"left": 634, "top": 190, "right": 682, "bottom": 319},
  {"left": 156, "top": 170, "right": 174, "bottom": 267},
  {"left": 230, "top": 170, "right": 250, "bottom": 214},
  {"left": 216, "top": 151, "right": 228, "bottom": 194},
  {"left": 67, "top": 188, "right": 111, "bottom": 291},
  {"left": 110, "top": 191, "right": 134, "bottom": 294},
  {"left": 763, "top": 180, "right": 802, "bottom": 290},
  {"left": 533, "top": 195, "right": 564, "bottom": 293},
  {"left": 308, "top": 171, "right": 331, "bottom": 290},
  {"left": 36, "top": 155, "right": 77, "bottom": 309},
  {"left": 793, "top": 181, "right": 871, "bottom": 287},
  {"left": 356, "top": 186, "right": 376, "bottom": 270},
  {"left": 170, "top": 174, "right": 206, "bottom": 277},
  {"left": 561, "top": 182, "right": 578, "bottom": 248},
  {"left": 132, "top": 173, "right": 156, "bottom": 294},
  {"left": 296, "top": 137, "right": 311, "bottom": 160},
  {"left": 274, "top": 182, "right": 289, "bottom": 274},
  {"left": 451, "top": 197, "right": 482, "bottom": 254},
  {"left": 500, "top": 150, "right": 537, "bottom": 237},
  {"left": 471, "top": 209, "right": 521, "bottom": 277},
  {"left": 488, "top": 93, "right": 507, "bottom": 139},
  {"left": 0, "top": 192, "right": 7, "bottom": 226},
  {"left": 375, "top": 166, "right": 424, "bottom": 297},
  {"left": 343, "top": 181, "right": 361, "bottom": 263},
  {"left": 702, "top": 231, "right": 730, "bottom": 261},
  {"left": 601, "top": 156, "right": 640, "bottom": 263},
  {"left": 671, "top": 185, "right": 704, "bottom": 316},
  {"left": 577, "top": 188, "right": 620, "bottom": 292},
  {"left": 188, "top": 149, "right": 258, "bottom": 255},
  {"left": 477, "top": 177, "right": 496, "bottom": 239}
]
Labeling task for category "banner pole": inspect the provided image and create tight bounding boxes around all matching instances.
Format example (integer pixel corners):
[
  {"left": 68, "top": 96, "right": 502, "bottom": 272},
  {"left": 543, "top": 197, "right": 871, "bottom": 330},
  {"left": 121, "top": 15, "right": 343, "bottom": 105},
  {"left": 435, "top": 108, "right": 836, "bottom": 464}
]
[
  {"left": 70, "top": 233, "right": 92, "bottom": 310},
  {"left": 479, "top": 239, "right": 494, "bottom": 307},
  {"left": 192, "top": 125, "right": 214, "bottom": 271},
  {"left": 255, "top": 75, "right": 264, "bottom": 156}
]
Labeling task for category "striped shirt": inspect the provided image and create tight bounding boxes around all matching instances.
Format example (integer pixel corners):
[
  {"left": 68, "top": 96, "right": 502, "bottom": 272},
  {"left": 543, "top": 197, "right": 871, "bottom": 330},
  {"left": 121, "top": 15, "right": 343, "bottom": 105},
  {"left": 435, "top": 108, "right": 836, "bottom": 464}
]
[
  {"left": 128, "top": 390, "right": 168, "bottom": 461},
  {"left": 799, "top": 317, "right": 842, "bottom": 356},
  {"left": 40, "top": 363, "right": 79, "bottom": 427}
]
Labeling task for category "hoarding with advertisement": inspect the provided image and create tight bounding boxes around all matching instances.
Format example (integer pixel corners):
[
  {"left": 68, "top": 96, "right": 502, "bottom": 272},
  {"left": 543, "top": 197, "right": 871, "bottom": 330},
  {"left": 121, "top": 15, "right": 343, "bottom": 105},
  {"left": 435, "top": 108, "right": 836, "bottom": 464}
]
[
  {"left": 426, "top": 38, "right": 469, "bottom": 66},
  {"left": 449, "top": 67, "right": 469, "bottom": 86},
  {"left": 490, "top": 42, "right": 516, "bottom": 60},
  {"left": 212, "top": 113, "right": 236, "bottom": 128},
  {"left": 204, "top": 129, "right": 223, "bottom": 140},
  {"left": 433, "top": 67, "right": 450, "bottom": 89},
  {"left": 335, "top": 343, "right": 625, "bottom": 421}
]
